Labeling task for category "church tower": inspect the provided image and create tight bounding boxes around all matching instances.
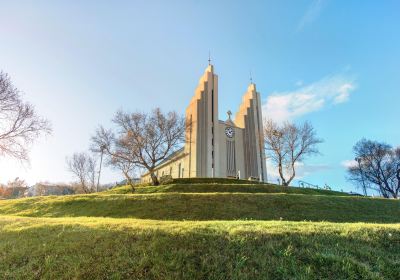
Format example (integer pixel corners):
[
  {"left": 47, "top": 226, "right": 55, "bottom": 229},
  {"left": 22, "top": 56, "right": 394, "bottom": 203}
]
[
  {"left": 234, "top": 83, "right": 267, "bottom": 181},
  {"left": 184, "top": 64, "right": 219, "bottom": 177},
  {"left": 141, "top": 63, "right": 268, "bottom": 183}
]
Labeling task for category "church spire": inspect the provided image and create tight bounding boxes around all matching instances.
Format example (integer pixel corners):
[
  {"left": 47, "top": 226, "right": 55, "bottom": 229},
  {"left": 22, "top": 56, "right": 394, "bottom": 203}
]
[
  {"left": 206, "top": 51, "right": 214, "bottom": 73},
  {"left": 248, "top": 70, "right": 256, "bottom": 90}
]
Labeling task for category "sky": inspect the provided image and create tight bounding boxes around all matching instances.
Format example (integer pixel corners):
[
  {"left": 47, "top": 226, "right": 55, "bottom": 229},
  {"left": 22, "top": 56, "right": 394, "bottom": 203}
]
[{"left": 0, "top": 0, "right": 399, "bottom": 193}]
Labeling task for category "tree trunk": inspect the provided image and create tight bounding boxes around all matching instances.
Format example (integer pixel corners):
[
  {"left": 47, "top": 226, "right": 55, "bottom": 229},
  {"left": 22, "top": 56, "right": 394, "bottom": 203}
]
[
  {"left": 128, "top": 179, "right": 135, "bottom": 193},
  {"left": 150, "top": 171, "right": 159, "bottom": 186},
  {"left": 286, "top": 163, "right": 296, "bottom": 186},
  {"left": 80, "top": 179, "right": 89, "bottom": 194},
  {"left": 278, "top": 160, "right": 287, "bottom": 186},
  {"left": 395, "top": 165, "right": 400, "bottom": 199},
  {"left": 123, "top": 172, "right": 135, "bottom": 193}
]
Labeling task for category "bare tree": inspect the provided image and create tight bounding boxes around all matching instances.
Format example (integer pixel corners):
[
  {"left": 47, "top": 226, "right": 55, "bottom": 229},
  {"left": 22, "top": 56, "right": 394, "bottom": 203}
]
[
  {"left": 66, "top": 152, "right": 97, "bottom": 193},
  {"left": 264, "top": 119, "right": 323, "bottom": 186},
  {"left": 91, "top": 126, "right": 138, "bottom": 191},
  {"left": 347, "top": 139, "right": 400, "bottom": 198},
  {"left": 92, "top": 108, "right": 185, "bottom": 186},
  {"left": 0, "top": 72, "right": 51, "bottom": 161},
  {"left": 110, "top": 156, "right": 137, "bottom": 192}
]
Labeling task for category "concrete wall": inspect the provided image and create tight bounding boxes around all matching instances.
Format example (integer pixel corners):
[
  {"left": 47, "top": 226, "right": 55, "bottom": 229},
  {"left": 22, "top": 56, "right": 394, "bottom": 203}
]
[
  {"left": 183, "top": 65, "right": 218, "bottom": 178},
  {"left": 141, "top": 154, "right": 187, "bottom": 183},
  {"left": 234, "top": 84, "right": 267, "bottom": 181},
  {"left": 215, "top": 121, "right": 245, "bottom": 178}
]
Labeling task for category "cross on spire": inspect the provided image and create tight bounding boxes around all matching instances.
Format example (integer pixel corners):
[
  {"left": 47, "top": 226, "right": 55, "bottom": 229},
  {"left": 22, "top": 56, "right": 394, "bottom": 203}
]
[
  {"left": 250, "top": 70, "right": 253, "bottom": 84},
  {"left": 227, "top": 110, "right": 232, "bottom": 120},
  {"left": 208, "top": 51, "right": 211, "bottom": 65}
]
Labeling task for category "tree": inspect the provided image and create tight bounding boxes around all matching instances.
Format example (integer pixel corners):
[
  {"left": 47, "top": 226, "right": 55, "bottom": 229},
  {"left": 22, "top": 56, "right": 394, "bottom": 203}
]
[
  {"left": 0, "top": 72, "right": 51, "bottom": 161},
  {"left": 264, "top": 119, "right": 323, "bottom": 186},
  {"left": 91, "top": 127, "right": 138, "bottom": 191},
  {"left": 347, "top": 139, "right": 400, "bottom": 198},
  {"left": 0, "top": 177, "right": 28, "bottom": 199},
  {"left": 109, "top": 156, "right": 137, "bottom": 192},
  {"left": 66, "top": 152, "right": 97, "bottom": 193},
  {"left": 92, "top": 108, "right": 185, "bottom": 186}
]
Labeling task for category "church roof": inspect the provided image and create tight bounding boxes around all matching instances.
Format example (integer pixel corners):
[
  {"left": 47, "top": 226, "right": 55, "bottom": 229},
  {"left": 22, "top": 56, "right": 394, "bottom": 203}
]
[{"left": 155, "top": 147, "right": 185, "bottom": 166}]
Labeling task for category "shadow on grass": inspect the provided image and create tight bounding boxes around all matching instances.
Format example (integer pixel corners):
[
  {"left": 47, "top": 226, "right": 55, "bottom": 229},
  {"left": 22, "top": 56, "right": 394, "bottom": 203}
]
[{"left": 0, "top": 220, "right": 399, "bottom": 280}]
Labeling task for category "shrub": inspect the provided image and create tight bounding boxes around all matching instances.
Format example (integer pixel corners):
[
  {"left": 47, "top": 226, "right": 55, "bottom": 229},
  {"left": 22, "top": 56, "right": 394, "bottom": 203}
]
[{"left": 160, "top": 175, "right": 173, "bottom": 185}]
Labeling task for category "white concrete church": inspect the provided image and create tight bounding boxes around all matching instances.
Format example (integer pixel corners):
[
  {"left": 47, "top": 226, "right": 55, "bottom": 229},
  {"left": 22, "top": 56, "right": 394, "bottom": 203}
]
[{"left": 142, "top": 63, "right": 267, "bottom": 182}]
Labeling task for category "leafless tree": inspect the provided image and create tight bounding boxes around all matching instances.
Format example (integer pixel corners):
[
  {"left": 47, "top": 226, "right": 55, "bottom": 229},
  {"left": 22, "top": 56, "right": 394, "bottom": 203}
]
[
  {"left": 92, "top": 108, "right": 185, "bottom": 186},
  {"left": 264, "top": 119, "right": 323, "bottom": 186},
  {"left": 110, "top": 156, "right": 137, "bottom": 192},
  {"left": 91, "top": 126, "right": 139, "bottom": 190},
  {"left": 0, "top": 72, "right": 51, "bottom": 161},
  {"left": 66, "top": 152, "right": 97, "bottom": 193},
  {"left": 347, "top": 139, "right": 400, "bottom": 198}
]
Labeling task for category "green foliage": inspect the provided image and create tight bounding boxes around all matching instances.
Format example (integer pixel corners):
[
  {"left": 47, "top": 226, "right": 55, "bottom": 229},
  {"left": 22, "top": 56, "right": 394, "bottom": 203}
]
[
  {"left": 159, "top": 175, "right": 173, "bottom": 185},
  {"left": 0, "top": 180, "right": 399, "bottom": 279}
]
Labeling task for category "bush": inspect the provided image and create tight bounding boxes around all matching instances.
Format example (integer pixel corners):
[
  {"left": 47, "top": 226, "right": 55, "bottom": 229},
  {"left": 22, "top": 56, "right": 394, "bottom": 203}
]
[{"left": 160, "top": 175, "right": 173, "bottom": 185}]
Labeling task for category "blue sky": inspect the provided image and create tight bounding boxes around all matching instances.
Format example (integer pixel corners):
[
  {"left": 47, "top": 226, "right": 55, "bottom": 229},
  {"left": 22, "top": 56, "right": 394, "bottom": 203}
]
[{"left": 0, "top": 0, "right": 399, "bottom": 193}]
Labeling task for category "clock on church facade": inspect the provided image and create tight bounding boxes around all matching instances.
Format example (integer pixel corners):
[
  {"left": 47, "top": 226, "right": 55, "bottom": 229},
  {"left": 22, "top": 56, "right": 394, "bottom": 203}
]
[{"left": 225, "top": 126, "right": 234, "bottom": 138}]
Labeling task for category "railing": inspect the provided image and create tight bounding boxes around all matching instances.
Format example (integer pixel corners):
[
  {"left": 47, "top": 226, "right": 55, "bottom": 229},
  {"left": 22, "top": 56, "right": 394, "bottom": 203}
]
[{"left": 297, "top": 180, "right": 320, "bottom": 189}]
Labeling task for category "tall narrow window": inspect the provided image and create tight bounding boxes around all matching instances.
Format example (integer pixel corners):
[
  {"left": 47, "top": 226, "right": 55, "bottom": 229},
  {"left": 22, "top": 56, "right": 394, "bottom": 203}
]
[{"left": 226, "top": 140, "right": 236, "bottom": 177}]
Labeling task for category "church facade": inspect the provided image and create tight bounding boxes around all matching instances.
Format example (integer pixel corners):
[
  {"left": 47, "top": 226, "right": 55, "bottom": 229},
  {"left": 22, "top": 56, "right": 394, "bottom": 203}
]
[{"left": 142, "top": 64, "right": 267, "bottom": 182}]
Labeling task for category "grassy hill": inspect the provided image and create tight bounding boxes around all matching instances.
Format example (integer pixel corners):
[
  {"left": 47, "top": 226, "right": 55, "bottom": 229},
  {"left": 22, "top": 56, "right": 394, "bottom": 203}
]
[{"left": 1, "top": 180, "right": 399, "bottom": 279}]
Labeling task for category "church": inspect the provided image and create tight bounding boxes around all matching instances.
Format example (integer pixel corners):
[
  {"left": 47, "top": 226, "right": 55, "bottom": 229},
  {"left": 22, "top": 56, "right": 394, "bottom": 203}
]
[{"left": 142, "top": 63, "right": 267, "bottom": 182}]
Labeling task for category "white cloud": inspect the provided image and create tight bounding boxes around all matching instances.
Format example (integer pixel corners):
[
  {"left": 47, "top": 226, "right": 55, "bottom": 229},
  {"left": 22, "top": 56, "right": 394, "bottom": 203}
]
[
  {"left": 341, "top": 159, "right": 357, "bottom": 169},
  {"left": 295, "top": 162, "right": 331, "bottom": 177},
  {"left": 263, "top": 74, "right": 356, "bottom": 123},
  {"left": 297, "top": 0, "right": 327, "bottom": 31},
  {"left": 334, "top": 83, "right": 354, "bottom": 104},
  {"left": 266, "top": 160, "right": 331, "bottom": 184}
]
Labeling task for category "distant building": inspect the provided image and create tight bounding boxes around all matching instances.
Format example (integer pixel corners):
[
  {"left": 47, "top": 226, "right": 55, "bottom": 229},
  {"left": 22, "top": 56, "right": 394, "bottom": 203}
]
[
  {"left": 142, "top": 63, "right": 267, "bottom": 182},
  {"left": 25, "top": 183, "right": 75, "bottom": 197}
]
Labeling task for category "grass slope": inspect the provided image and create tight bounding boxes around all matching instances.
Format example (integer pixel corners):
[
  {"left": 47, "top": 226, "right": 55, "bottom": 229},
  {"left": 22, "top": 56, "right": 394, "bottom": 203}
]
[
  {"left": 0, "top": 184, "right": 398, "bottom": 223},
  {"left": 105, "top": 182, "right": 348, "bottom": 196},
  {"left": 1, "top": 181, "right": 399, "bottom": 279},
  {"left": 1, "top": 216, "right": 400, "bottom": 280}
]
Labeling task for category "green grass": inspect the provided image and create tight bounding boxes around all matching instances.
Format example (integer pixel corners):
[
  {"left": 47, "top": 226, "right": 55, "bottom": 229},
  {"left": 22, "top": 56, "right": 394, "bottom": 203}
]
[
  {"left": 0, "top": 192, "right": 399, "bottom": 223},
  {"left": 1, "top": 216, "right": 399, "bottom": 279},
  {"left": 105, "top": 182, "right": 348, "bottom": 196},
  {"left": 1, "top": 180, "right": 399, "bottom": 279}
]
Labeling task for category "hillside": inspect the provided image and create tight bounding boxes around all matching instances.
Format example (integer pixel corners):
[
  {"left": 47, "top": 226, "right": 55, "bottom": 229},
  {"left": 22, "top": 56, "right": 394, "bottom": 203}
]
[{"left": 1, "top": 180, "right": 399, "bottom": 279}]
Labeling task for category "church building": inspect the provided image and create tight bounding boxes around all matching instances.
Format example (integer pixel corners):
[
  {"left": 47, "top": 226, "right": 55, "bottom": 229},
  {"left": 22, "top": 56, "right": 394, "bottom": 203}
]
[{"left": 142, "top": 63, "right": 267, "bottom": 182}]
